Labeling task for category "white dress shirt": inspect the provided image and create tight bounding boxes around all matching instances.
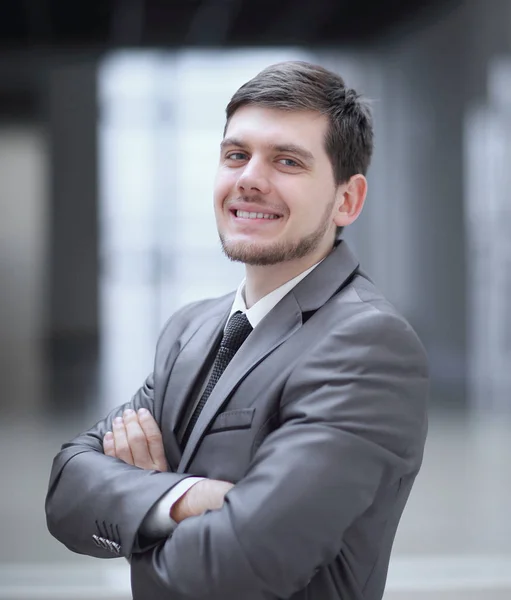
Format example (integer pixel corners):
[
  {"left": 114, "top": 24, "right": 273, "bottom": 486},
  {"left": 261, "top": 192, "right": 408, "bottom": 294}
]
[{"left": 142, "top": 260, "right": 322, "bottom": 537}]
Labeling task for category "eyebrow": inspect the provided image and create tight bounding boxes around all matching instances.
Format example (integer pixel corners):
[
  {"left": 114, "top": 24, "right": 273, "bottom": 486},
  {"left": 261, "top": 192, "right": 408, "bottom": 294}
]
[{"left": 220, "top": 137, "right": 315, "bottom": 164}]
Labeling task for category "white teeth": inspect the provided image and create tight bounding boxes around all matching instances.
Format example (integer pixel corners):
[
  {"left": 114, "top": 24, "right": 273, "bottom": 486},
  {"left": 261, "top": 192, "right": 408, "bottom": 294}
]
[{"left": 236, "top": 210, "right": 278, "bottom": 220}]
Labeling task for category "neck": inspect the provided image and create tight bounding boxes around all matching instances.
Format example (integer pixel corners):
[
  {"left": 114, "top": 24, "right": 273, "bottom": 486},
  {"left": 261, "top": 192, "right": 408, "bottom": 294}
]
[{"left": 243, "top": 245, "right": 333, "bottom": 308}]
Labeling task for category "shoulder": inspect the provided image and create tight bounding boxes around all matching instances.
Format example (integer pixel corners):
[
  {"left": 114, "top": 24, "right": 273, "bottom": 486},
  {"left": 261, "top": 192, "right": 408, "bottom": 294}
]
[
  {"left": 151, "top": 292, "right": 235, "bottom": 379},
  {"left": 284, "top": 273, "right": 429, "bottom": 464},
  {"left": 155, "top": 291, "right": 235, "bottom": 349},
  {"left": 317, "top": 272, "right": 427, "bottom": 367}
]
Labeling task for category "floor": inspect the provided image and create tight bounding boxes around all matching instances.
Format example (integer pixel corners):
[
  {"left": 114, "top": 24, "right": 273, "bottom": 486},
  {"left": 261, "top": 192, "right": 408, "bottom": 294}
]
[{"left": 2, "top": 364, "right": 510, "bottom": 599}]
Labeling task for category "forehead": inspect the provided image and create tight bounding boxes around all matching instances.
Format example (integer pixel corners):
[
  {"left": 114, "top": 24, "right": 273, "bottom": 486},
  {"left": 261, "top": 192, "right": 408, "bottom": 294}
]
[{"left": 224, "top": 105, "right": 329, "bottom": 153}]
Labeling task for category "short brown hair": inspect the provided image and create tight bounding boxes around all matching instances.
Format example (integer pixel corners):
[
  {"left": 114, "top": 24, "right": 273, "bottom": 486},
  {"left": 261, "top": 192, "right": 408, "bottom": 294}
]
[{"left": 225, "top": 61, "right": 374, "bottom": 185}]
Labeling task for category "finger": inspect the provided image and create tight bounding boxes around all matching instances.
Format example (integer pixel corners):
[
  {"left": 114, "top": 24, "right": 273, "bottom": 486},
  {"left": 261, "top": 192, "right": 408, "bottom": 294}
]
[
  {"left": 112, "top": 416, "right": 134, "bottom": 465},
  {"left": 103, "top": 431, "right": 116, "bottom": 457},
  {"left": 137, "top": 408, "right": 167, "bottom": 471},
  {"left": 123, "top": 409, "right": 152, "bottom": 469}
]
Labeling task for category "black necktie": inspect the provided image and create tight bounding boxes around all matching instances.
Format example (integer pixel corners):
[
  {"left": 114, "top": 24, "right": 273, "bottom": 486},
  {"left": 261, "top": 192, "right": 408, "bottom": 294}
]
[{"left": 180, "top": 311, "right": 253, "bottom": 449}]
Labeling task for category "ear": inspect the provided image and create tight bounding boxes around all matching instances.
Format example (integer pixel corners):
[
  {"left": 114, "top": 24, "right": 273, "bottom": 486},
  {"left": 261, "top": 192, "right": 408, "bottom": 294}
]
[{"left": 333, "top": 174, "right": 368, "bottom": 228}]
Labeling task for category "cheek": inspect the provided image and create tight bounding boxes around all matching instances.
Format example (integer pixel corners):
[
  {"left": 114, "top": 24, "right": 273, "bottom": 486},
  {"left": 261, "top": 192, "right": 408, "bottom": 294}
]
[
  {"left": 214, "top": 170, "right": 237, "bottom": 206},
  {"left": 282, "top": 181, "right": 314, "bottom": 216},
  {"left": 290, "top": 181, "right": 333, "bottom": 215}
]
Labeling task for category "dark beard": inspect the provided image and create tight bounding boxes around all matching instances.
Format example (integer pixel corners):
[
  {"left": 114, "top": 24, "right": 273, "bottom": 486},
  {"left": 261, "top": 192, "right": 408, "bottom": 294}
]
[{"left": 219, "top": 200, "right": 335, "bottom": 266}]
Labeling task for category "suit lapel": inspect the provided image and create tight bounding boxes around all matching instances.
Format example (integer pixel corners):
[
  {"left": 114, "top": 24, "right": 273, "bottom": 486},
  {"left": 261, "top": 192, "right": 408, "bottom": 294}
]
[
  {"left": 292, "top": 238, "right": 360, "bottom": 312},
  {"left": 162, "top": 299, "right": 232, "bottom": 454},
  {"left": 178, "top": 291, "right": 303, "bottom": 472}
]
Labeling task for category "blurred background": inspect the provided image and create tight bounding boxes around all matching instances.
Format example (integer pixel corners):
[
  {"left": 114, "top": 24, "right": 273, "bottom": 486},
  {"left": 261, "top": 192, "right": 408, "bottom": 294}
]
[{"left": 1, "top": 0, "right": 510, "bottom": 598}]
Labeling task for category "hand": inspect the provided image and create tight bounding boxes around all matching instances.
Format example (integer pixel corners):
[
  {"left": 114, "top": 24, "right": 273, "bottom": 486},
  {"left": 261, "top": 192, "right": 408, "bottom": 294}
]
[
  {"left": 103, "top": 408, "right": 168, "bottom": 472},
  {"left": 171, "top": 478, "right": 235, "bottom": 523}
]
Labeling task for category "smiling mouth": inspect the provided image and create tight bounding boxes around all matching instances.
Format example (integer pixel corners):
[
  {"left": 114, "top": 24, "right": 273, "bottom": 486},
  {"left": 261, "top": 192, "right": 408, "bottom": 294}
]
[{"left": 231, "top": 209, "right": 282, "bottom": 220}]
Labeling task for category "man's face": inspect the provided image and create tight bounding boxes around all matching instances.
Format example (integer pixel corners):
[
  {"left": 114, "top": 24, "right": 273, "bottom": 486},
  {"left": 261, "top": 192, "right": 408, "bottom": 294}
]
[{"left": 214, "top": 105, "right": 342, "bottom": 266}]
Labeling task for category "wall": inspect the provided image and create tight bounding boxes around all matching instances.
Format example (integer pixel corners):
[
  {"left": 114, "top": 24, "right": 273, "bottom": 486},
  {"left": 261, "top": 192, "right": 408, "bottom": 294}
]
[
  {"left": 320, "top": 0, "right": 511, "bottom": 407},
  {"left": 0, "top": 125, "right": 48, "bottom": 411},
  {"left": 47, "top": 60, "right": 99, "bottom": 342}
]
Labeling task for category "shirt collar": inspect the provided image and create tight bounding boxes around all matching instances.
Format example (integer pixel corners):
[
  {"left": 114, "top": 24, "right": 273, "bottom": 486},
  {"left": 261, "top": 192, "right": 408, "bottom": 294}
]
[{"left": 228, "top": 260, "right": 323, "bottom": 330}]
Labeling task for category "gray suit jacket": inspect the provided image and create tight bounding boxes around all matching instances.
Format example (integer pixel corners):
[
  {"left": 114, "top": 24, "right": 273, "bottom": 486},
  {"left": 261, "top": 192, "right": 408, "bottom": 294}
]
[{"left": 45, "top": 240, "right": 429, "bottom": 600}]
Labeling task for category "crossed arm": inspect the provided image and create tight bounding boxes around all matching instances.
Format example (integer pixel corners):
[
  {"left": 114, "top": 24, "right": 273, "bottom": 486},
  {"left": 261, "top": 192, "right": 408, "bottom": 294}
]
[
  {"left": 46, "top": 311, "right": 428, "bottom": 600},
  {"left": 102, "top": 407, "right": 233, "bottom": 524}
]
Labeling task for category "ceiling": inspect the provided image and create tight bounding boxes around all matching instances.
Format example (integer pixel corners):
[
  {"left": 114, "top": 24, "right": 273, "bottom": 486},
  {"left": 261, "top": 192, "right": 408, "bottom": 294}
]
[
  {"left": 0, "top": 0, "right": 455, "bottom": 119},
  {"left": 0, "top": 0, "right": 453, "bottom": 50}
]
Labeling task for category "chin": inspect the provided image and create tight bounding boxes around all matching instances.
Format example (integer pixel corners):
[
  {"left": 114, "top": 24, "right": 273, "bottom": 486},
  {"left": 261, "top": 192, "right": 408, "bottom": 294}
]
[
  {"left": 219, "top": 233, "right": 320, "bottom": 266},
  {"left": 219, "top": 239, "right": 274, "bottom": 265}
]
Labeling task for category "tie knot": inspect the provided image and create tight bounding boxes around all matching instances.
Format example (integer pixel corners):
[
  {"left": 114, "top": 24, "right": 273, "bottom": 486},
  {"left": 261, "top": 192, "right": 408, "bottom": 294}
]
[{"left": 221, "top": 311, "right": 253, "bottom": 353}]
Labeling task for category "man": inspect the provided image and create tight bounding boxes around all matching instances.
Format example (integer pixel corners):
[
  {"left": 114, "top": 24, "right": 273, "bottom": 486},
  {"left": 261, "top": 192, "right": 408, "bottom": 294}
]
[{"left": 46, "top": 61, "right": 429, "bottom": 600}]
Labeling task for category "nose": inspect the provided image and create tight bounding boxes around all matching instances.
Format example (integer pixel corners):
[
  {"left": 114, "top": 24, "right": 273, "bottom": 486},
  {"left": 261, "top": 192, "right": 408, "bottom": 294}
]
[{"left": 236, "top": 157, "right": 271, "bottom": 195}]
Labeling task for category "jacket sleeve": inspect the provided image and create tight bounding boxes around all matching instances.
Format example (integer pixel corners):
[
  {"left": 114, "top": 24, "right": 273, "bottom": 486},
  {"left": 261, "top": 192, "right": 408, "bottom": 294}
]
[
  {"left": 45, "top": 373, "right": 192, "bottom": 558},
  {"left": 130, "top": 310, "right": 429, "bottom": 599},
  {"left": 44, "top": 304, "right": 202, "bottom": 559}
]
